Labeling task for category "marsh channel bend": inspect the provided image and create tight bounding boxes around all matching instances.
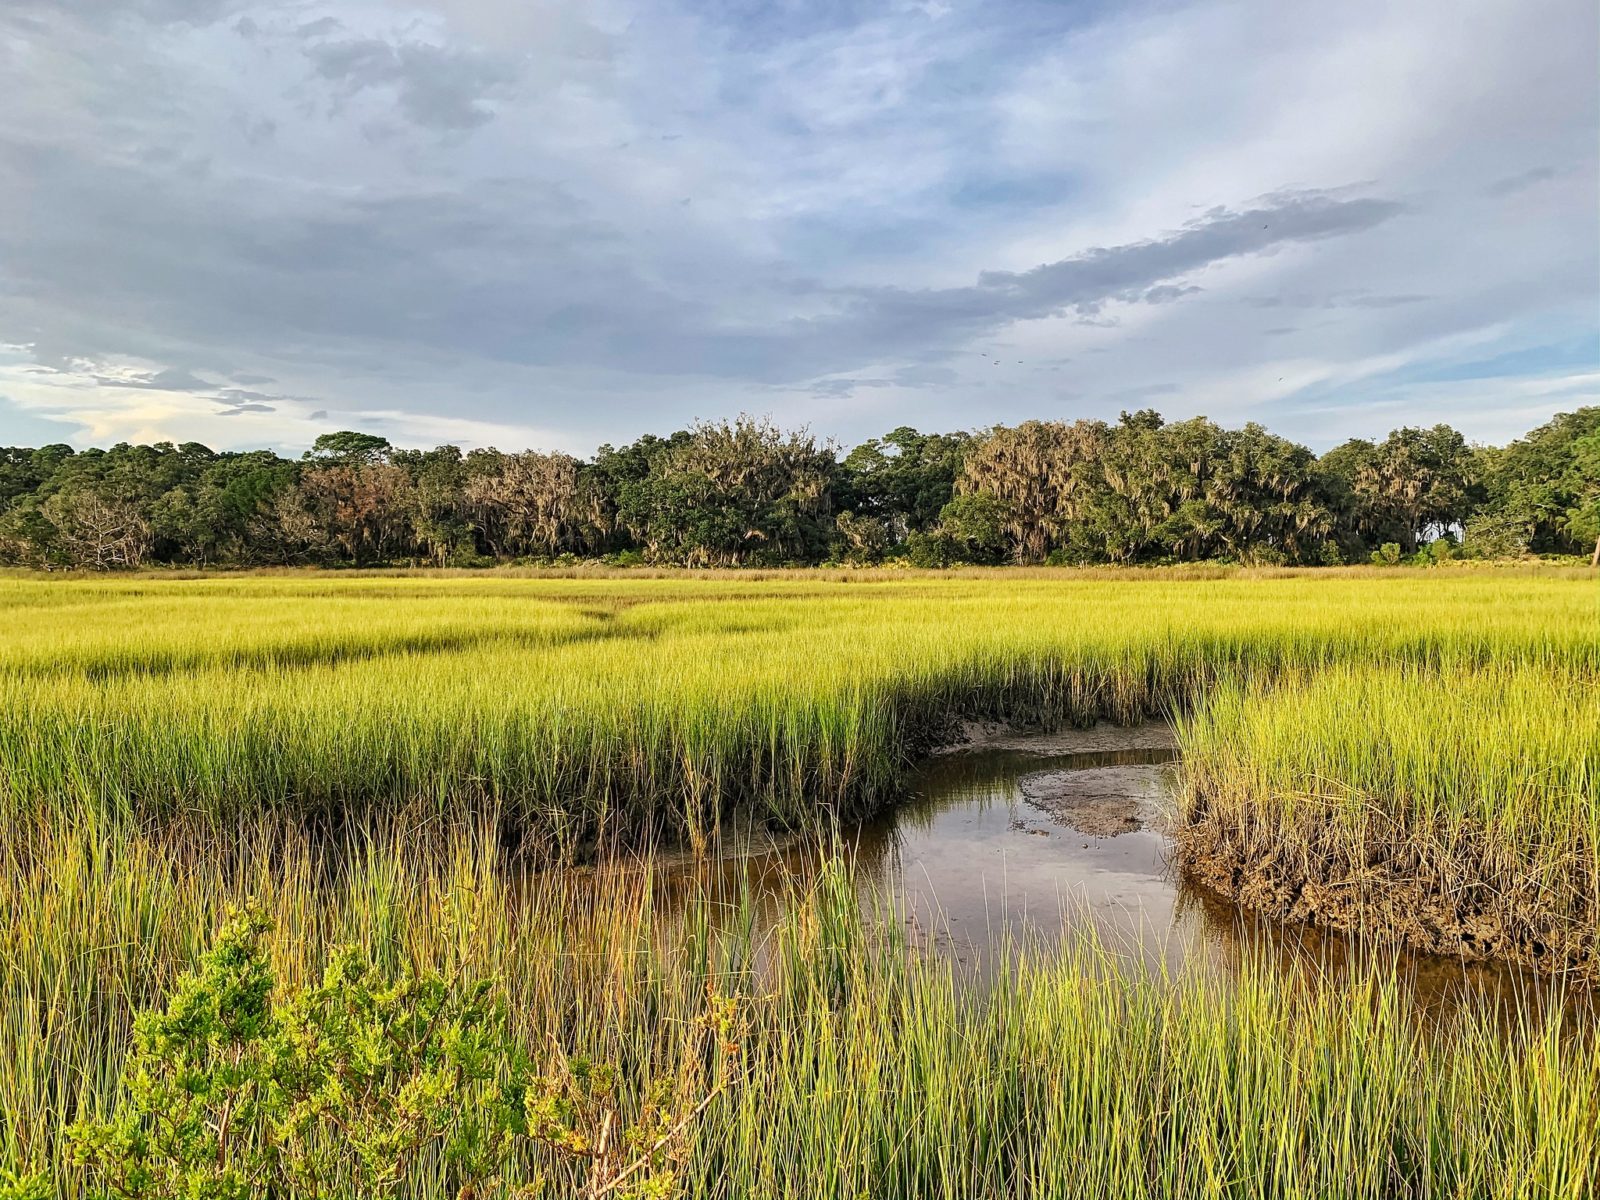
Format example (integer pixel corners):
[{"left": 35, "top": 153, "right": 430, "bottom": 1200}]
[{"left": 578, "top": 723, "right": 1582, "bottom": 1023}]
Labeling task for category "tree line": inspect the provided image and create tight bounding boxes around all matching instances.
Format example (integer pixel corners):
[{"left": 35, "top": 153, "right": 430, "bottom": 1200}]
[{"left": 0, "top": 408, "right": 1595, "bottom": 570}]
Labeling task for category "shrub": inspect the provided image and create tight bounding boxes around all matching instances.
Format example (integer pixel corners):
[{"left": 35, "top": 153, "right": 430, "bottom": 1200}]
[{"left": 44, "top": 907, "right": 739, "bottom": 1200}]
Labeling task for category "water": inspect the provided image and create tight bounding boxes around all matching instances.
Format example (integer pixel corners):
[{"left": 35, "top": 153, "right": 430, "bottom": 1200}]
[{"left": 621, "top": 722, "right": 1584, "bottom": 1022}]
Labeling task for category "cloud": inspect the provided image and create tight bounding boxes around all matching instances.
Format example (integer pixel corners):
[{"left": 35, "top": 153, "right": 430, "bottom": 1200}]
[
  {"left": 1109, "top": 382, "right": 1180, "bottom": 403},
  {"left": 1246, "top": 290, "right": 1432, "bottom": 310},
  {"left": 863, "top": 191, "right": 1400, "bottom": 324},
  {"left": 0, "top": 0, "right": 1593, "bottom": 454},
  {"left": 96, "top": 367, "right": 216, "bottom": 391},
  {"left": 1483, "top": 165, "right": 1560, "bottom": 197},
  {"left": 304, "top": 35, "right": 517, "bottom": 131}
]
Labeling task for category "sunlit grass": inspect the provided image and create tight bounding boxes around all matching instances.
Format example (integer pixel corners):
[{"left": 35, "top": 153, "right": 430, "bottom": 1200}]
[
  {"left": 0, "top": 566, "right": 1596, "bottom": 1195},
  {"left": 1, "top": 821, "right": 1594, "bottom": 1198},
  {"left": 1178, "top": 662, "right": 1600, "bottom": 977},
  {"left": 0, "top": 568, "right": 1594, "bottom": 846}
]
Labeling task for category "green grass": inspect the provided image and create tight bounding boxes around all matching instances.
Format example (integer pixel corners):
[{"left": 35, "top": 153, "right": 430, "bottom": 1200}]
[
  {"left": 0, "top": 565, "right": 1596, "bottom": 1195},
  {"left": 1178, "top": 663, "right": 1600, "bottom": 977},
  {"left": 0, "top": 568, "right": 1594, "bottom": 848},
  {"left": 1, "top": 821, "right": 1595, "bottom": 1199}
]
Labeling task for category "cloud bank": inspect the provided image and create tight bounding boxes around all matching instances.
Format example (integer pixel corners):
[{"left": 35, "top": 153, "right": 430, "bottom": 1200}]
[{"left": 1, "top": 0, "right": 1595, "bottom": 452}]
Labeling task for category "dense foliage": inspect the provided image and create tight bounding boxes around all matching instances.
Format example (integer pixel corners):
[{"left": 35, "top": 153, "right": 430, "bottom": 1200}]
[
  {"left": 14, "top": 904, "right": 738, "bottom": 1200},
  {"left": 0, "top": 409, "right": 1595, "bottom": 568}
]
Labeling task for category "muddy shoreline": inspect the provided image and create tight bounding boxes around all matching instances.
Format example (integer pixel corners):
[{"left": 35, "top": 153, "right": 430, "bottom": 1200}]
[
  {"left": 1176, "top": 817, "right": 1598, "bottom": 988},
  {"left": 939, "top": 719, "right": 1596, "bottom": 988}
]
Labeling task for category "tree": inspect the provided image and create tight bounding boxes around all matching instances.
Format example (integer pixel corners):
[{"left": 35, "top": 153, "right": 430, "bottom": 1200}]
[
  {"left": 0, "top": 444, "right": 74, "bottom": 507},
  {"left": 1474, "top": 407, "right": 1600, "bottom": 558},
  {"left": 1314, "top": 438, "right": 1382, "bottom": 556},
  {"left": 838, "top": 427, "right": 973, "bottom": 541},
  {"left": 41, "top": 488, "right": 154, "bottom": 568},
  {"left": 834, "top": 510, "right": 892, "bottom": 563},
  {"left": 393, "top": 445, "right": 472, "bottom": 565},
  {"left": 308, "top": 430, "right": 393, "bottom": 467},
  {"left": 464, "top": 449, "right": 594, "bottom": 559},
  {"left": 0, "top": 408, "right": 1585, "bottom": 570},
  {"left": 1352, "top": 425, "right": 1478, "bottom": 553},
  {"left": 1203, "top": 422, "right": 1332, "bottom": 562},
  {"left": 956, "top": 420, "right": 1106, "bottom": 562},
  {"left": 932, "top": 492, "right": 1012, "bottom": 564},
  {"left": 296, "top": 462, "right": 414, "bottom": 564},
  {"left": 615, "top": 417, "right": 836, "bottom": 566}
]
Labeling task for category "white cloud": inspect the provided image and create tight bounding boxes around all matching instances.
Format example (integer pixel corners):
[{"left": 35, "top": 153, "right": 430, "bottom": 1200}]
[{"left": 0, "top": 0, "right": 1593, "bottom": 453}]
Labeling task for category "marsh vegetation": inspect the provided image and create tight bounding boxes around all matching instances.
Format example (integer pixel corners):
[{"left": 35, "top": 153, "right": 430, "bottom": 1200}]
[{"left": 0, "top": 567, "right": 1595, "bottom": 1197}]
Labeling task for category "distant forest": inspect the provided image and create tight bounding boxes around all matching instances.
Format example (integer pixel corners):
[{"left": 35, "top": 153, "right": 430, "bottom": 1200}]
[{"left": 1, "top": 408, "right": 1596, "bottom": 569}]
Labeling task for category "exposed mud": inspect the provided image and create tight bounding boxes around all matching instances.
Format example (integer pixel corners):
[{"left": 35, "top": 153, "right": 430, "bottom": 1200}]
[
  {"left": 1178, "top": 817, "right": 1598, "bottom": 987},
  {"left": 1017, "top": 765, "right": 1171, "bottom": 837},
  {"left": 933, "top": 718, "right": 1179, "bottom": 757}
]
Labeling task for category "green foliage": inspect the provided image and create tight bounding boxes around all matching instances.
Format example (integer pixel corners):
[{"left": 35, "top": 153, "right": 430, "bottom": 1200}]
[
  {"left": 0, "top": 1170, "right": 51, "bottom": 1200},
  {"left": 1462, "top": 510, "right": 1530, "bottom": 559},
  {"left": 952, "top": 413, "right": 1336, "bottom": 564},
  {"left": 930, "top": 493, "right": 1011, "bottom": 563},
  {"left": 308, "top": 432, "right": 393, "bottom": 467},
  {"left": 64, "top": 906, "right": 499, "bottom": 1198},
  {"left": 1422, "top": 535, "right": 1457, "bottom": 564},
  {"left": 836, "top": 427, "right": 972, "bottom": 541},
  {"left": 617, "top": 417, "right": 836, "bottom": 566},
  {"left": 60, "top": 907, "right": 733, "bottom": 1200},
  {"left": 0, "top": 409, "right": 1589, "bottom": 568},
  {"left": 832, "top": 511, "right": 891, "bottom": 564},
  {"left": 1476, "top": 407, "right": 1600, "bottom": 555}
]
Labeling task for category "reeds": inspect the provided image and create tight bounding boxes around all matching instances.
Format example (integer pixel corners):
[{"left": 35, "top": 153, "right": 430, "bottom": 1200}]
[
  {"left": 1178, "top": 662, "right": 1600, "bottom": 979},
  {"left": 1, "top": 821, "right": 1594, "bottom": 1198},
  {"left": 0, "top": 569, "right": 1594, "bottom": 848},
  {"left": 1, "top": 567, "right": 1596, "bottom": 1194}
]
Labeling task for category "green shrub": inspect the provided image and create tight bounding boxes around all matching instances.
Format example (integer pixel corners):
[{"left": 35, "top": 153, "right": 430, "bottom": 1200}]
[{"left": 45, "top": 907, "right": 738, "bottom": 1200}]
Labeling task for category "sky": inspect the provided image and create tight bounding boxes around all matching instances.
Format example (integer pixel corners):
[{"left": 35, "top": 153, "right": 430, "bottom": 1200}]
[{"left": 1, "top": 0, "right": 1596, "bottom": 456}]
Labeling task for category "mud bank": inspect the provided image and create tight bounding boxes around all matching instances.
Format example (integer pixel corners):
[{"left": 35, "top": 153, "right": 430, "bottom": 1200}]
[
  {"left": 1017, "top": 765, "right": 1170, "bottom": 837},
  {"left": 1177, "top": 818, "right": 1598, "bottom": 987},
  {"left": 932, "top": 718, "right": 1179, "bottom": 757}
]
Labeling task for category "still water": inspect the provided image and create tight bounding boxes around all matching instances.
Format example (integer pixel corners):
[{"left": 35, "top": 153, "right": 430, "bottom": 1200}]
[{"left": 611, "top": 723, "right": 1580, "bottom": 1020}]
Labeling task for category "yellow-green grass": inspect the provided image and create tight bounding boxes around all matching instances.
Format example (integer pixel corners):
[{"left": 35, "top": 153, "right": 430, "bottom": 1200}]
[
  {"left": 1, "top": 821, "right": 1595, "bottom": 1199},
  {"left": 2, "top": 567, "right": 1597, "bottom": 1195},
  {"left": 0, "top": 569, "right": 1594, "bottom": 854},
  {"left": 1178, "top": 664, "right": 1600, "bottom": 978}
]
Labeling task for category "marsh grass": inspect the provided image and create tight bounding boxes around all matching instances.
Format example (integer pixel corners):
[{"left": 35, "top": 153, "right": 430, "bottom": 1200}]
[
  {"left": 0, "top": 570, "right": 1594, "bottom": 851},
  {"left": 1, "top": 820, "right": 1595, "bottom": 1199},
  {"left": 1, "top": 568, "right": 1597, "bottom": 1195},
  {"left": 1178, "top": 663, "right": 1600, "bottom": 979}
]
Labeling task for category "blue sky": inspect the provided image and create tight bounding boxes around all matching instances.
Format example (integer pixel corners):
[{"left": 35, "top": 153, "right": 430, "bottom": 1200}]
[{"left": 1, "top": 0, "right": 1595, "bottom": 454}]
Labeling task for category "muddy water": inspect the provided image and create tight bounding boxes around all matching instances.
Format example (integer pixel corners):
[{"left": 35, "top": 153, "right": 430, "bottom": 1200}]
[
  {"left": 862, "top": 738, "right": 1187, "bottom": 973},
  {"left": 629, "top": 723, "right": 1584, "bottom": 1021}
]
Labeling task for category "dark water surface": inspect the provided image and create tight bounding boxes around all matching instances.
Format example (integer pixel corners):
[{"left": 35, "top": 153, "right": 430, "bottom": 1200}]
[{"left": 586, "top": 724, "right": 1586, "bottom": 1023}]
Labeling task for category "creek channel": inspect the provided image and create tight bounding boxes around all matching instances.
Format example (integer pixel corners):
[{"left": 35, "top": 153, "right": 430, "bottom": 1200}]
[{"left": 574, "top": 723, "right": 1582, "bottom": 1022}]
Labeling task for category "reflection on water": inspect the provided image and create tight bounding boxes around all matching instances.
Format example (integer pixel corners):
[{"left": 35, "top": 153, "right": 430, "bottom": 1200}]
[{"left": 584, "top": 723, "right": 1589, "bottom": 1026}]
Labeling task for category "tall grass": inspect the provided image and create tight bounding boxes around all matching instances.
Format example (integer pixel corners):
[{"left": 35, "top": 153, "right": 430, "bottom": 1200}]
[
  {"left": 1, "top": 821, "right": 1594, "bottom": 1198},
  {"left": 1178, "top": 663, "right": 1600, "bottom": 979},
  {"left": 0, "top": 569, "right": 1594, "bottom": 851},
  {"left": 1, "top": 567, "right": 1596, "bottom": 1194}
]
